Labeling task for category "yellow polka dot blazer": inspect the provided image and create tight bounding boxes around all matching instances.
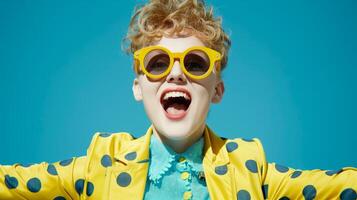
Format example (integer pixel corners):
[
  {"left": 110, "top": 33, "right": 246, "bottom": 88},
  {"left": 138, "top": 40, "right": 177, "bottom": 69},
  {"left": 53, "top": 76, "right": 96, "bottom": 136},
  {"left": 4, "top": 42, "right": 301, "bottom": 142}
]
[{"left": 1, "top": 125, "right": 356, "bottom": 200}]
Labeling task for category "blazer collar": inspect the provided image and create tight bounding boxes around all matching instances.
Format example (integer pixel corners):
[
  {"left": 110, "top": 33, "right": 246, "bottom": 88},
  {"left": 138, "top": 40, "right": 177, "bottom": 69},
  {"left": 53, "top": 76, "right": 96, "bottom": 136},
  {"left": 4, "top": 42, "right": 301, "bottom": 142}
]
[
  {"left": 111, "top": 125, "right": 232, "bottom": 200},
  {"left": 113, "top": 126, "right": 152, "bottom": 164},
  {"left": 202, "top": 126, "right": 230, "bottom": 166}
]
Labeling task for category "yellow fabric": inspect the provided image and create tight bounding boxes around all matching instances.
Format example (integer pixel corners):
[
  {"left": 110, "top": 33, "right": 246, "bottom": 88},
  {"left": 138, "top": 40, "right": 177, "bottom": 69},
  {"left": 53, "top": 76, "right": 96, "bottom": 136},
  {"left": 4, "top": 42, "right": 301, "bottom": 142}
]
[
  {"left": 181, "top": 172, "right": 190, "bottom": 180},
  {"left": 0, "top": 125, "right": 356, "bottom": 200},
  {"left": 183, "top": 191, "right": 193, "bottom": 199}
]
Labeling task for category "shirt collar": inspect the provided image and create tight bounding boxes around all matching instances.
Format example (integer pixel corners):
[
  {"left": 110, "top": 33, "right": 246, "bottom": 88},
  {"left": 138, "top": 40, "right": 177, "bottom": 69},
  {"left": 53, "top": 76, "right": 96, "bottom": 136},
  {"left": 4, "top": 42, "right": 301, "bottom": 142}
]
[{"left": 148, "top": 134, "right": 204, "bottom": 184}]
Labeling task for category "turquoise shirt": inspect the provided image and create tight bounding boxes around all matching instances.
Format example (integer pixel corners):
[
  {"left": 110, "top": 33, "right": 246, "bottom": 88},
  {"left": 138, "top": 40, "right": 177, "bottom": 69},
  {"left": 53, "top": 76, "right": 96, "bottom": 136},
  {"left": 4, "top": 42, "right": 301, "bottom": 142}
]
[{"left": 144, "top": 134, "right": 210, "bottom": 200}]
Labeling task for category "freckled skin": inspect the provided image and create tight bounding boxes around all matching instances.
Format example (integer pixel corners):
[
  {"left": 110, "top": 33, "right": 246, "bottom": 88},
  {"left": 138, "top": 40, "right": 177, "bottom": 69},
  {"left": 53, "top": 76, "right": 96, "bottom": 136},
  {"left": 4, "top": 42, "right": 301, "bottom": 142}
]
[{"left": 132, "top": 36, "right": 224, "bottom": 153}]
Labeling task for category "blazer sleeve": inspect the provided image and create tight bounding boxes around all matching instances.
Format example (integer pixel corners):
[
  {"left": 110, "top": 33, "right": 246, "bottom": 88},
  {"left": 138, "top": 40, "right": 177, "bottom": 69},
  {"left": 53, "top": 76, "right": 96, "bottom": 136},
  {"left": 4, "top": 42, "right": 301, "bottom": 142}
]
[
  {"left": 254, "top": 139, "right": 357, "bottom": 200},
  {"left": 0, "top": 156, "right": 87, "bottom": 200}
]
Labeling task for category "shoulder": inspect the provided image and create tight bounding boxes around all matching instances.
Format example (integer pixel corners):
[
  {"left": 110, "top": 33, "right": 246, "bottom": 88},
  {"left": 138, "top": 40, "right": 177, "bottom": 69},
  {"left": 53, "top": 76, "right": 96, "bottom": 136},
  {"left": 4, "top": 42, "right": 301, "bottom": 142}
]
[
  {"left": 85, "top": 131, "right": 137, "bottom": 156},
  {"left": 222, "top": 137, "right": 267, "bottom": 170},
  {"left": 91, "top": 131, "right": 135, "bottom": 143},
  {"left": 222, "top": 136, "right": 265, "bottom": 155}
]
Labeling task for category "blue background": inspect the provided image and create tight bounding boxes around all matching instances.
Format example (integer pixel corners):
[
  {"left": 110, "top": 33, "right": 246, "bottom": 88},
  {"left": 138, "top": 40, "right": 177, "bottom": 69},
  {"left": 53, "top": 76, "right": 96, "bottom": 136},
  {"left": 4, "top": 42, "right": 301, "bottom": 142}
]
[{"left": 0, "top": 0, "right": 356, "bottom": 170}]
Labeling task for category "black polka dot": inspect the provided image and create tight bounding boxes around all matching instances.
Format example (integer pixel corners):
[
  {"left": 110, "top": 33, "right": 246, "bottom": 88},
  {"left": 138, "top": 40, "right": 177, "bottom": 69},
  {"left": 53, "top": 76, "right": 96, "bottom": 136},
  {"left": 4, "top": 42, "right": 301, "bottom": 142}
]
[
  {"left": 275, "top": 164, "right": 289, "bottom": 173},
  {"left": 340, "top": 188, "right": 357, "bottom": 200},
  {"left": 125, "top": 152, "right": 137, "bottom": 161},
  {"left": 237, "top": 189, "right": 251, "bottom": 200},
  {"left": 245, "top": 160, "right": 258, "bottom": 173},
  {"left": 101, "top": 155, "right": 112, "bottom": 167},
  {"left": 325, "top": 169, "right": 342, "bottom": 176},
  {"left": 117, "top": 172, "right": 131, "bottom": 187},
  {"left": 291, "top": 170, "right": 302, "bottom": 178},
  {"left": 53, "top": 196, "right": 66, "bottom": 200},
  {"left": 59, "top": 158, "right": 73, "bottom": 166},
  {"left": 302, "top": 185, "right": 317, "bottom": 200},
  {"left": 99, "top": 133, "right": 111, "bottom": 137},
  {"left": 75, "top": 179, "right": 85, "bottom": 195},
  {"left": 86, "top": 181, "right": 94, "bottom": 196},
  {"left": 47, "top": 164, "right": 58, "bottom": 175},
  {"left": 215, "top": 165, "right": 228, "bottom": 175},
  {"left": 226, "top": 142, "right": 238, "bottom": 152},
  {"left": 19, "top": 163, "right": 33, "bottom": 167},
  {"left": 242, "top": 138, "right": 254, "bottom": 142},
  {"left": 4, "top": 175, "right": 18, "bottom": 189},
  {"left": 27, "top": 178, "right": 41, "bottom": 193},
  {"left": 279, "top": 197, "right": 290, "bottom": 200},
  {"left": 262, "top": 184, "right": 268, "bottom": 199}
]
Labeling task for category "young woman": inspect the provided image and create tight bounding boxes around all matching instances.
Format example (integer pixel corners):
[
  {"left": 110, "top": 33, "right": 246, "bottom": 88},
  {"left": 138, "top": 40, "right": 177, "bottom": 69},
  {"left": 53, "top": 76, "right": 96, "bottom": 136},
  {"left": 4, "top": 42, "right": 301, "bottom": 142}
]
[{"left": 1, "top": 0, "right": 356, "bottom": 199}]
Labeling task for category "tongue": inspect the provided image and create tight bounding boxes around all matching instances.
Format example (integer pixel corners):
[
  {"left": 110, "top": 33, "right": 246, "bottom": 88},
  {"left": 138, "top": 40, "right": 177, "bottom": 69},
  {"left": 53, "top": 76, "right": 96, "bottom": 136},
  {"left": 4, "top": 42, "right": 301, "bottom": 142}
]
[{"left": 166, "top": 103, "right": 187, "bottom": 115}]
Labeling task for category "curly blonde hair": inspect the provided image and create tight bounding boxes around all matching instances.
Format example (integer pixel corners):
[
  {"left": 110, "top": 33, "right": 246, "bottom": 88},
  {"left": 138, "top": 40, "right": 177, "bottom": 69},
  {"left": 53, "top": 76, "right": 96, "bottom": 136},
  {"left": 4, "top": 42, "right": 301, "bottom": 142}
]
[{"left": 123, "top": 0, "right": 231, "bottom": 71}]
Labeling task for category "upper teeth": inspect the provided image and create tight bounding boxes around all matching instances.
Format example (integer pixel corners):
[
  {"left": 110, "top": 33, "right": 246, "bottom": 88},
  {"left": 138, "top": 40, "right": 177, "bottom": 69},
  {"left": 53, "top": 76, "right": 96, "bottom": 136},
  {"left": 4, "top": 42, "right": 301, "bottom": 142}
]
[{"left": 163, "top": 91, "right": 191, "bottom": 100}]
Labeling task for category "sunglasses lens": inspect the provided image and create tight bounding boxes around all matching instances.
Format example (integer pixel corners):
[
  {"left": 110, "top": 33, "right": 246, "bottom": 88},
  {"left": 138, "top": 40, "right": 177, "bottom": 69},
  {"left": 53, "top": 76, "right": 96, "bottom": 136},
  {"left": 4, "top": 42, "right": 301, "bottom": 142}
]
[
  {"left": 184, "top": 50, "right": 210, "bottom": 76},
  {"left": 144, "top": 49, "right": 170, "bottom": 75}
]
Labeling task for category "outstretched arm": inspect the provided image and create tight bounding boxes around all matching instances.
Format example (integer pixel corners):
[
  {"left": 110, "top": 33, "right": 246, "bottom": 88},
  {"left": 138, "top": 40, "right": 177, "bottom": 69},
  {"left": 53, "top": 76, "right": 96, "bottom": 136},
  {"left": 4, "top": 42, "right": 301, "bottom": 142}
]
[
  {"left": 255, "top": 140, "right": 357, "bottom": 199},
  {"left": 0, "top": 156, "right": 87, "bottom": 200},
  {"left": 262, "top": 163, "right": 357, "bottom": 199}
]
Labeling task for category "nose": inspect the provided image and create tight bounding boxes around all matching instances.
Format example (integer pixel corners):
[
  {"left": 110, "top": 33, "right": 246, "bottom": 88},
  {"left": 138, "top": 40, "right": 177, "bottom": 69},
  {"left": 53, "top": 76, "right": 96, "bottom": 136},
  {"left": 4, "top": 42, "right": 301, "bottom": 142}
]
[{"left": 166, "top": 60, "right": 187, "bottom": 84}]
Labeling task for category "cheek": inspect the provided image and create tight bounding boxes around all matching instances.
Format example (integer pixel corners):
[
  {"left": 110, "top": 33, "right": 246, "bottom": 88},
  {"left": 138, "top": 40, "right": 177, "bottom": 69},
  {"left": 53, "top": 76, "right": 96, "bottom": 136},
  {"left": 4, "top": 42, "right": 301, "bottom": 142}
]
[
  {"left": 138, "top": 77, "right": 161, "bottom": 99},
  {"left": 193, "top": 76, "right": 217, "bottom": 100},
  {"left": 191, "top": 84, "right": 215, "bottom": 110}
]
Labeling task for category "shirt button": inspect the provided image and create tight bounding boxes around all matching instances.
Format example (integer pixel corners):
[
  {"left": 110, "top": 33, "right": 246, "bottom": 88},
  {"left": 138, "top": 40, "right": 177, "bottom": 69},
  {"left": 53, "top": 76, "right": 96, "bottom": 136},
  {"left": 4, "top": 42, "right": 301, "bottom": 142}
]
[
  {"left": 176, "top": 162, "right": 186, "bottom": 172},
  {"left": 179, "top": 157, "right": 186, "bottom": 162},
  {"left": 183, "top": 191, "right": 192, "bottom": 200},
  {"left": 181, "top": 171, "right": 190, "bottom": 180}
]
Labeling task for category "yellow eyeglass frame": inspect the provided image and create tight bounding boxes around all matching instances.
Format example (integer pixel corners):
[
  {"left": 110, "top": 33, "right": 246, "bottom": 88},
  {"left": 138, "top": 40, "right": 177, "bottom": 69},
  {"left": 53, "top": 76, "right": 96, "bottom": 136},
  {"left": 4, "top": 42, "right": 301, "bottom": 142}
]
[{"left": 133, "top": 45, "right": 222, "bottom": 80}]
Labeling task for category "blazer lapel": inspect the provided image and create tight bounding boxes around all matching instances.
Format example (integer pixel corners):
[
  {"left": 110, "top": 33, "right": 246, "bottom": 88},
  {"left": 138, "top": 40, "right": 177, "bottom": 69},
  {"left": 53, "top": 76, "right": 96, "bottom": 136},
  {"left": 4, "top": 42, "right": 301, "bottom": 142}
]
[
  {"left": 203, "top": 126, "right": 236, "bottom": 200},
  {"left": 106, "top": 126, "right": 153, "bottom": 200},
  {"left": 102, "top": 125, "right": 235, "bottom": 200}
]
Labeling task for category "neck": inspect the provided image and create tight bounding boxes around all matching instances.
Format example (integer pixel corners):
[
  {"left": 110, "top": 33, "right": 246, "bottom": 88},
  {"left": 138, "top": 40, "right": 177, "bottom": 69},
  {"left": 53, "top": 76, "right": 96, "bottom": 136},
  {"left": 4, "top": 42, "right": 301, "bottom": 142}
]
[{"left": 152, "top": 124, "right": 206, "bottom": 153}]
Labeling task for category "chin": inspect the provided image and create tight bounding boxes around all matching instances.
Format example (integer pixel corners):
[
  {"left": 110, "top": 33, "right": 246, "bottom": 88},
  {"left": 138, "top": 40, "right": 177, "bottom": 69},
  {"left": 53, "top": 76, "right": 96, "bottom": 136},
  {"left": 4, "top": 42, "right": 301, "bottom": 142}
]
[
  {"left": 151, "top": 110, "right": 207, "bottom": 141},
  {"left": 161, "top": 130, "right": 192, "bottom": 141},
  {"left": 156, "top": 123, "right": 196, "bottom": 140}
]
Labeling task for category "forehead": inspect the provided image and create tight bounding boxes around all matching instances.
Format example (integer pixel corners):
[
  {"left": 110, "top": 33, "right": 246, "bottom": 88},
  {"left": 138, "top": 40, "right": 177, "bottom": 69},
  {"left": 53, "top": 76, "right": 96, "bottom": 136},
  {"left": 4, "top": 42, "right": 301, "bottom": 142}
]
[{"left": 156, "top": 36, "right": 206, "bottom": 52}]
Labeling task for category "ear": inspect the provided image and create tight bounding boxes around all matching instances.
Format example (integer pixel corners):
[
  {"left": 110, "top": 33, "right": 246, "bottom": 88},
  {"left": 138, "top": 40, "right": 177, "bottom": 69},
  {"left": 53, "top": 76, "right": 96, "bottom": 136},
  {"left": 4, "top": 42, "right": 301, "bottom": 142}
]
[
  {"left": 132, "top": 78, "right": 143, "bottom": 101},
  {"left": 211, "top": 81, "right": 224, "bottom": 103}
]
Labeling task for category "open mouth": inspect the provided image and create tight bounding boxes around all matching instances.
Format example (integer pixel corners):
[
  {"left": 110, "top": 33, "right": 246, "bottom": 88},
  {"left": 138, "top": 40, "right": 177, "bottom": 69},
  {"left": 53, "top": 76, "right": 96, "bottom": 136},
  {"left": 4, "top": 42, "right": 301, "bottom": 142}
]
[{"left": 160, "top": 88, "right": 192, "bottom": 120}]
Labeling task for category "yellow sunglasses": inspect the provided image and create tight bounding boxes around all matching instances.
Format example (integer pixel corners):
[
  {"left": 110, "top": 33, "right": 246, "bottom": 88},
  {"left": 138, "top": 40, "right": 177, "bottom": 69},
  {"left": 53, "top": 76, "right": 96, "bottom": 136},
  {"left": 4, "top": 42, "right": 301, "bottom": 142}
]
[{"left": 133, "top": 45, "right": 222, "bottom": 80}]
